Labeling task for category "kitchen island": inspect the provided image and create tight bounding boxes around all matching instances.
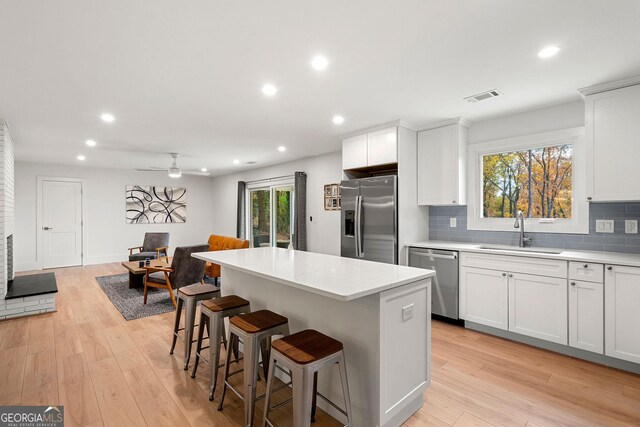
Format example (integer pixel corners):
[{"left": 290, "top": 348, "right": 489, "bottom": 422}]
[{"left": 193, "top": 247, "right": 434, "bottom": 427}]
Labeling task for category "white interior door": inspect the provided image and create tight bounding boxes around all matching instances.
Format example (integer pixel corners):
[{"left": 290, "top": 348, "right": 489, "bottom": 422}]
[{"left": 42, "top": 180, "right": 83, "bottom": 268}]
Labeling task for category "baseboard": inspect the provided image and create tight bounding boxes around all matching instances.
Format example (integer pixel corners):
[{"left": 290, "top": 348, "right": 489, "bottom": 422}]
[
  {"left": 16, "top": 255, "right": 126, "bottom": 271},
  {"left": 15, "top": 262, "right": 42, "bottom": 273},
  {"left": 84, "top": 254, "right": 127, "bottom": 265}
]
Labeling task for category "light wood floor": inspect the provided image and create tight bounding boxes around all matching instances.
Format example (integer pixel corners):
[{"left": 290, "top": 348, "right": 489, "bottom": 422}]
[{"left": 0, "top": 263, "right": 638, "bottom": 427}]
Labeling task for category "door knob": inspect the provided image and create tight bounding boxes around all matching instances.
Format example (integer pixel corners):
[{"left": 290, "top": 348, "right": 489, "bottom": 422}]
[
  {"left": 42, "top": 226, "right": 53, "bottom": 230},
  {"left": 607, "top": 266, "right": 613, "bottom": 271},
  {"left": 571, "top": 282, "right": 576, "bottom": 286},
  {"left": 502, "top": 272, "right": 506, "bottom": 277}
]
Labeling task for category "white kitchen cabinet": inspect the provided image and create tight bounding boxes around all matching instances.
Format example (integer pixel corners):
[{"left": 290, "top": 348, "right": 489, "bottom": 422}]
[
  {"left": 508, "top": 272, "right": 568, "bottom": 344},
  {"left": 605, "top": 264, "right": 640, "bottom": 364},
  {"left": 582, "top": 82, "right": 640, "bottom": 201},
  {"left": 417, "top": 119, "right": 468, "bottom": 205},
  {"left": 568, "top": 261, "right": 604, "bottom": 283},
  {"left": 342, "top": 127, "right": 397, "bottom": 170},
  {"left": 342, "top": 134, "right": 368, "bottom": 170},
  {"left": 569, "top": 279, "right": 604, "bottom": 354},
  {"left": 459, "top": 266, "right": 508, "bottom": 330},
  {"left": 367, "top": 127, "right": 397, "bottom": 166}
]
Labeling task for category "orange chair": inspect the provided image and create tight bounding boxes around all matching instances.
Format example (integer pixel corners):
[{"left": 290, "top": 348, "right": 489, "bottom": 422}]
[{"left": 205, "top": 235, "right": 250, "bottom": 283}]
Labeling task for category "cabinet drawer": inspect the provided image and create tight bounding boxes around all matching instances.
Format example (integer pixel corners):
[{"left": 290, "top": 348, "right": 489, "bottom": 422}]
[
  {"left": 568, "top": 262, "right": 604, "bottom": 283},
  {"left": 460, "top": 252, "right": 567, "bottom": 279}
]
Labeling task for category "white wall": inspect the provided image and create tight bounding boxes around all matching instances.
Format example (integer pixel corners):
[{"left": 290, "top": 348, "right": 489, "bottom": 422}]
[
  {"left": 468, "top": 100, "right": 584, "bottom": 144},
  {"left": 210, "top": 151, "right": 343, "bottom": 256},
  {"left": 14, "top": 161, "right": 215, "bottom": 271}
]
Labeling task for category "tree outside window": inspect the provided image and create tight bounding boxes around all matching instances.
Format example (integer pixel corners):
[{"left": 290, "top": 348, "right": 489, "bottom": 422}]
[{"left": 482, "top": 144, "right": 572, "bottom": 219}]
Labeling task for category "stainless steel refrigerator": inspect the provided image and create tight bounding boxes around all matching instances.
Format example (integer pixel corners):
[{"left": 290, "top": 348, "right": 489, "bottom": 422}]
[{"left": 340, "top": 175, "right": 397, "bottom": 264}]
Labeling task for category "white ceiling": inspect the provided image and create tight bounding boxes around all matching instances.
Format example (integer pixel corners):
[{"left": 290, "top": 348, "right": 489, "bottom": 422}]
[{"left": 1, "top": 0, "right": 639, "bottom": 176}]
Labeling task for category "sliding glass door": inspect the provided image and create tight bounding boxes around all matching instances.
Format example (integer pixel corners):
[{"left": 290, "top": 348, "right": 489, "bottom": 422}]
[
  {"left": 248, "top": 182, "right": 294, "bottom": 248},
  {"left": 275, "top": 186, "right": 293, "bottom": 248},
  {"left": 250, "top": 188, "right": 271, "bottom": 247}
]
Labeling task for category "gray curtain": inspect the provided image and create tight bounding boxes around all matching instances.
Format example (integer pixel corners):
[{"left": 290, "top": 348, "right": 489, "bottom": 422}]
[
  {"left": 237, "top": 181, "right": 246, "bottom": 239},
  {"left": 293, "top": 172, "right": 307, "bottom": 251}
]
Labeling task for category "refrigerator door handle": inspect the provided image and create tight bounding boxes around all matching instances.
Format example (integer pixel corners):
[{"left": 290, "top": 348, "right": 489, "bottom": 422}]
[
  {"left": 357, "top": 195, "right": 364, "bottom": 258},
  {"left": 354, "top": 195, "right": 360, "bottom": 258}
]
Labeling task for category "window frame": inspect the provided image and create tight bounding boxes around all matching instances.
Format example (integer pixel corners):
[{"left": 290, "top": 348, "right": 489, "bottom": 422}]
[
  {"left": 467, "top": 127, "right": 588, "bottom": 234},
  {"left": 245, "top": 177, "right": 295, "bottom": 247}
]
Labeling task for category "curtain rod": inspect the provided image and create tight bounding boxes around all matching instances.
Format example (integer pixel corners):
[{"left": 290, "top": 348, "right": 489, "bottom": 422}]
[{"left": 245, "top": 174, "right": 295, "bottom": 186}]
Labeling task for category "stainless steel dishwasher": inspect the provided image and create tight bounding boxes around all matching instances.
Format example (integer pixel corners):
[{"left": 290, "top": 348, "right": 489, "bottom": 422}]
[{"left": 408, "top": 247, "right": 459, "bottom": 320}]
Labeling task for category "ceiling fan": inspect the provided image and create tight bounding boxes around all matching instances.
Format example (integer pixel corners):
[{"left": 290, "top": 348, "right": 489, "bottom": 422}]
[{"left": 135, "top": 153, "right": 210, "bottom": 178}]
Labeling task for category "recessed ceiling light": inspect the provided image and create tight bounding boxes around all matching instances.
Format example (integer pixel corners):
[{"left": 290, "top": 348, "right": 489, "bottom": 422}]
[
  {"left": 100, "top": 113, "right": 115, "bottom": 123},
  {"left": 201, "top": 168, "right": 208, "bottom": 172},
  {"left": 233, "top": 159, "right": 240, "bottom": 165},
  {"left": 77, "top": 155, "right": 86, "bottom": 161},
  {"left": 85, "top": 139, "right": 96, "bottom": 147},
  {"left": 537, "top": 46, "right": 560, "bottom": 58},
  {"left": 278, "top": 146, "right": 286, "bottom": 152},
  {"left": 332, "top": 115, "right": 345, "bottom": 125},
  {"left": 311, "top": 55, "right": 329, "bottom": 71},
  {"left": 262, "top": 84, "right": 277, "bottom": 97}
]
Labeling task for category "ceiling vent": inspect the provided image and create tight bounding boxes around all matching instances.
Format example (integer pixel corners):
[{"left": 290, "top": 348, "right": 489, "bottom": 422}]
[{"left": 464, "top": 89, "right": 501, "bottom": 103}]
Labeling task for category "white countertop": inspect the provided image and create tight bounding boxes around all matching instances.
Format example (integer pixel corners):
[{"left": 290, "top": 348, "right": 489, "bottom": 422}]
[
  {"left": 408, "top": 240, "right": 640, "bottom": 267},
  {"left": 193, "top": 247, "right": 434, "bottom": 301}
]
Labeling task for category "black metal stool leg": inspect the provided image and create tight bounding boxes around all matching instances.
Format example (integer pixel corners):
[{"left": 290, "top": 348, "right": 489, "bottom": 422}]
[
  {"left": 311, "top": 371, "right": 318, "bottom": 422},
  {"left": 218, "top": 333, "right": 235, "bottom": 411},
  {"left": 191, "top": 313, "right": 207, "bottom": 378},
  {"left": 170, "top": 298, "right": 183, "bottom": 355}
]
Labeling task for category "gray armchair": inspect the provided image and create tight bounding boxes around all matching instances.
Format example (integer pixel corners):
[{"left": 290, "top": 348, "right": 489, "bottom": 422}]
[
  {"left": 129, "top": 232, "right": 170, "bottom": 261},
  {"left": 143, "top": 244, "right": 209, "bottom": 307}
]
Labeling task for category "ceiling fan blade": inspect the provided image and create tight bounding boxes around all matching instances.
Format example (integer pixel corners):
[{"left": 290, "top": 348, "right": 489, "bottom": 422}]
[
  {"left": 135, "top": 168, "right": 169, "bottom": 172},
  {"left": 182, "top": 171, "right": 211, "bottom": 176}
]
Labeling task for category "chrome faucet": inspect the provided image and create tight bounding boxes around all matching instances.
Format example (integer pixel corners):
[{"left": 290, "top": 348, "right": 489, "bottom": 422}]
[{"left": 514, "top": 210, "right": 532, "bottom": 247}]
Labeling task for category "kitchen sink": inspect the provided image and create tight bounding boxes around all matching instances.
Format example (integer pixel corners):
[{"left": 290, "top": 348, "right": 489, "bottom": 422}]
[{"left": 478, "top": 245, "right": 564, "bottom": 255}]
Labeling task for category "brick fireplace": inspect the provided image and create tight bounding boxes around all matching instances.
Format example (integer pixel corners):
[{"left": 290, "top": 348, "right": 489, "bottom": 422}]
[{"left": 0, "top": 120, "right": 57, "bottom": 319}]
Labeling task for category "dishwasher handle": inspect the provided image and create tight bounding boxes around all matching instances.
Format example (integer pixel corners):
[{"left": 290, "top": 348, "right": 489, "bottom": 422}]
[{"left": 409, "top": 251, "right": 458, "bottom": 260}]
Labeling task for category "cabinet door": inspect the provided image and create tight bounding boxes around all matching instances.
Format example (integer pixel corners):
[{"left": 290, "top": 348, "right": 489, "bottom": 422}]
[
  {"left": 342, "top": 134, "right": 368, "bottom": 170},
  {"left": 605, "top": 265, "right": 640, "bottom": 363},
  {"left": 569, "top": 279, "right": 604, "bottom": 353},
  {"left": 417, "top": 125, "right": 464, "bottom": 205},
  {"left": 367, "top": 127, "right": 397, "bottom": 166},
  {"left": 586, "top": 84, "right": 640, "bottom": 201},
  {"left": 508, "top": 273, "right": 567, "bottom": 344},
  {"left": 460, "top": 266, "right": 508, "bottom": 330}
]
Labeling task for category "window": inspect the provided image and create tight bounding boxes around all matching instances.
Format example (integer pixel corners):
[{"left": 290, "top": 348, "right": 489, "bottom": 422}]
[
  {"left": 482, "top": 144, "right": 573, "bottom": 219},
  {"left": 247, "top": 178, "right": 294, "bottom": 248},
  {"left": 467, "top": 127, "right": 588, "bottom": 234}
]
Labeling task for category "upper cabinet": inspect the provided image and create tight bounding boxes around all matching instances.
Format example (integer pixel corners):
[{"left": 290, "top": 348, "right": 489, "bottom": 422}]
[
  {"left": 580, "top": 78, "right": 640, "bottom": 202},
  {"left": 367, "top": 128, "right": 397, "bottom": 166},
  {"left": 417, "top": 119, "right": 469, "bottom": 205},
  {"left": 342, "top": 134, "right": 369, "bottom": 170},
  {"left": 342, "top": 127, "right": 397, "bottom": 170}
]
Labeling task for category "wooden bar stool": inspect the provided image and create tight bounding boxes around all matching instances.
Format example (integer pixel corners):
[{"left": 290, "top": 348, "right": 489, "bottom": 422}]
[
  {"left": 262, "top": 329, "right": 353, "bottom": 427},
  {"left": 191, "top": 295, "right": 251, "bottom": 400},
  {"left": 169, "top": 283, "right": 221, "bottom": 370},
  {"left": 218, "top": 310, "right": 290, "bottom": 427}
]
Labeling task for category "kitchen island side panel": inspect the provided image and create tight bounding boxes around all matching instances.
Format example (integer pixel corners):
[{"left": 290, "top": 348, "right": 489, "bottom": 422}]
[{"left": 221, "top": 266, "right": 432, "bottom": 426}]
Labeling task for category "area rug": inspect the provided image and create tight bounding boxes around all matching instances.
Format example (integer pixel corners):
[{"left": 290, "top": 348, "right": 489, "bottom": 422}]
[{"left": 95, "top": 273, "right": 176, "bottom": 320}]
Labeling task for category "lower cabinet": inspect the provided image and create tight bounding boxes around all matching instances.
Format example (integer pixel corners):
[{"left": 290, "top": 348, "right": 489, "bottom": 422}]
[
  {"left": 508, "top": 273, "right": 568, "bottom": 345},
  {"left": 605, "top": 265, "right": 640, "bottom": 364},
  {"left": 459, "top": 266, "right": 508, "bottom": 330},
  {"left": 569, "top": 279, "right": 604, "bottom": 353}
]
